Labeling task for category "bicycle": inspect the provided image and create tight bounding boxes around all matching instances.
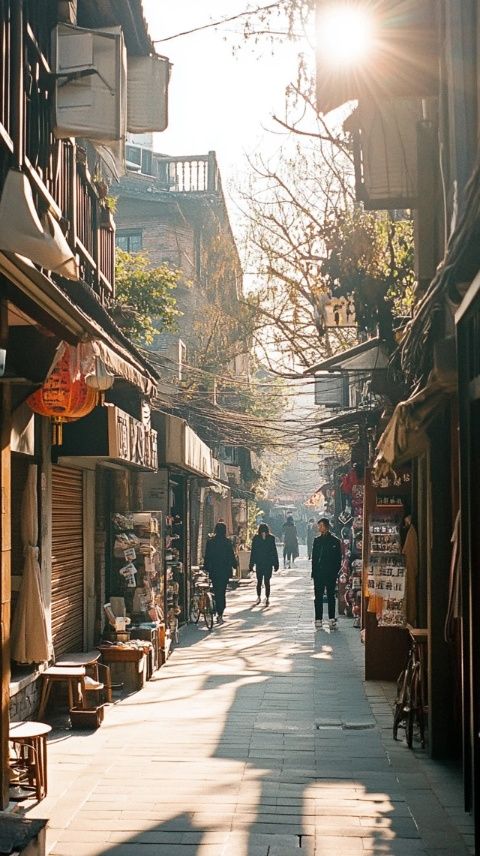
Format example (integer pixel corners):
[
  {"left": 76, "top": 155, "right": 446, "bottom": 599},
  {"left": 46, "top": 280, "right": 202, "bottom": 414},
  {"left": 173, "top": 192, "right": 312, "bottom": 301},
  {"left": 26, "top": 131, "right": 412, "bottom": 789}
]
[
  {"left": 189, "top": 571, "right": 215, "bottom": 631},
  {"left": 393, "top": 633, "right": 426, "bottom": 749}
]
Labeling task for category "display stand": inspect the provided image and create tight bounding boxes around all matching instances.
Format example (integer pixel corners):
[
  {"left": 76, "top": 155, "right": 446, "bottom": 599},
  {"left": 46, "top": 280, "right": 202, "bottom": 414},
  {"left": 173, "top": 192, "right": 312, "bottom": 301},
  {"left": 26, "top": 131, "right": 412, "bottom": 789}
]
[
  {"left": 105, "top": 511, "right": 166, "bottom": 672},
  {"left": 363, "top": 468, "right": 411, "bottom": 680}
]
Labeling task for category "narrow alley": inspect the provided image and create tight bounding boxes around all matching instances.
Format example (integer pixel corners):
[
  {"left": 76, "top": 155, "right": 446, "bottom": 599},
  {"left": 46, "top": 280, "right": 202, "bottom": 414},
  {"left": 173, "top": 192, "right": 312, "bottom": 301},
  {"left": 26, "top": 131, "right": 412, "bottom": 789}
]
[{"left": 27, "top": 562, "right": 472, "bottom": 856}]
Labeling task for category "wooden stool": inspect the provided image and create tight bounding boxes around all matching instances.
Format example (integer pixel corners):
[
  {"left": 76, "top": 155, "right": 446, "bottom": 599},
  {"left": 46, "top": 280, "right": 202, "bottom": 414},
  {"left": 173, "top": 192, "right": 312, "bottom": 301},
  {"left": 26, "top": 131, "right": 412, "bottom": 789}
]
[
  {"left": 9, "top": 721, "right": 52, "bottom": 801},
  {"left": 37, "top": 666, "right": 86, "bottom": 719},
  {"left": 55, "top": 652, "right": 112, "bottom": 704}
]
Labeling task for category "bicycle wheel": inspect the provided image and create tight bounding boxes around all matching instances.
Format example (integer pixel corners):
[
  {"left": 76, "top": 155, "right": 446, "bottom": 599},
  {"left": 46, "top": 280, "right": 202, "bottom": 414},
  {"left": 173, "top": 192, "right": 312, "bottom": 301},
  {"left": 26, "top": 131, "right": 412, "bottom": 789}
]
[
  {"left": 204, "top": 594, "right": 214, "bottom": 630},
  {"left": 407, "top": 666, "right": 424, "bottom": 749},
  {"left": 406, "top": 665, "right": 420, "bottom": 749},
  {"left": 393, "top": 666, "right": 409, "bottom": 740},
  {"left": 190, "top": 596, "right": 200, "bottom": 624}
]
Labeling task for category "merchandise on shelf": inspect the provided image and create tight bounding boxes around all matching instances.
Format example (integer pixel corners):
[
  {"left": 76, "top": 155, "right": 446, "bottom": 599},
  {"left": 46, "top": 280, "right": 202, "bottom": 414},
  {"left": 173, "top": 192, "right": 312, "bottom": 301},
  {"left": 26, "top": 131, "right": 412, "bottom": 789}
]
[
  {"left": 367, "top": 515, "right": 406, "bottom": 627},
  {"left": 110, "top": 510, "right": 165, "bottom": 633}
]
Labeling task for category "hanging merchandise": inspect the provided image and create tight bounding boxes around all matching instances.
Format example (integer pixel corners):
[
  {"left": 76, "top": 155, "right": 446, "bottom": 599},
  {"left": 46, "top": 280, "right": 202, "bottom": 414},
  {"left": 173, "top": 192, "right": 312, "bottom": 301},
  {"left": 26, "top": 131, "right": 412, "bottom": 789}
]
[{"left": 27, "top": 343, "right": 98, "bottom": 444}]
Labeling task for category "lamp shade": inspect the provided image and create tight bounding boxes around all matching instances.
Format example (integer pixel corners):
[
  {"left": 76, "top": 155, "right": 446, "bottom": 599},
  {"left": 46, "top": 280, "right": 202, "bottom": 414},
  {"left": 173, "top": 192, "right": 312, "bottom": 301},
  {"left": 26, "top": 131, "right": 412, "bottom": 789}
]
[{"left": 27, "top": 344, "right": 98, "bottom": 444}]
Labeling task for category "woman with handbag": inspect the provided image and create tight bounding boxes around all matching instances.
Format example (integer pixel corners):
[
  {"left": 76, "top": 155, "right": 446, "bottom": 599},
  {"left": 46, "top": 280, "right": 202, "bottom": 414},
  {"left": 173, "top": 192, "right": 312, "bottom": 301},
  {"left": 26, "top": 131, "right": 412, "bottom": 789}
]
[{"left": 249, "top": 523, "right": 279, "bottom": 607}]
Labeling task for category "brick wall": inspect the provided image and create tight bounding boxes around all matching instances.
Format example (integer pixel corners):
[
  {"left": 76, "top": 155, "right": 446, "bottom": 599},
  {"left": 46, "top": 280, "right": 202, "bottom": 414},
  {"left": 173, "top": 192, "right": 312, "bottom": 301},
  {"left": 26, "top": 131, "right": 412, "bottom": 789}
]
[{"left": 9, "top": 678, "right": 41, "bottom": 722}]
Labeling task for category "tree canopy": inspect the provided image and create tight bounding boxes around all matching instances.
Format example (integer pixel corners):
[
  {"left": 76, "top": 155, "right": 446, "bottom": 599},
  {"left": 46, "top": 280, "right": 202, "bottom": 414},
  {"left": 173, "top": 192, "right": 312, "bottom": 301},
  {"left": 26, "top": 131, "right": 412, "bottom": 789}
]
[{"left": 113, "top": 249, "right": 180, "bottom": 345}]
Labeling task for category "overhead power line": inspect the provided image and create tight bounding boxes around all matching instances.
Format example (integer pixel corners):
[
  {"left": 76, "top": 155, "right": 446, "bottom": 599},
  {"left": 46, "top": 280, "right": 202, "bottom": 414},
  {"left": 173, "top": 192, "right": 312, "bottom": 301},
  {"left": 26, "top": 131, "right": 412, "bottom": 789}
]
[{"left": 153, "top": 2, "right": 285, "bottom": 43}]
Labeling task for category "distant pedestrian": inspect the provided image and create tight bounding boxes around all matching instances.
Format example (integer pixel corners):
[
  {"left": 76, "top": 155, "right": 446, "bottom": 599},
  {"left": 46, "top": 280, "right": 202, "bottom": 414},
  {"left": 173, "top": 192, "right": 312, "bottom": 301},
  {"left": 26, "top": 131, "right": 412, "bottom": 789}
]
[
  {"left": 307, "top": 518, "right": 317, "bottom": 560},
  {"left": 311, "top": 517, "right": 342, "bottom": 629},
  {"left": 249, "top": 523, "right": 279, "bottom": 607},
  {"left": 204, "top": 522, "right": 237, "bottom": 624},
  {"left": 282, "top": 515, "right": 299, "bottom": 569}
]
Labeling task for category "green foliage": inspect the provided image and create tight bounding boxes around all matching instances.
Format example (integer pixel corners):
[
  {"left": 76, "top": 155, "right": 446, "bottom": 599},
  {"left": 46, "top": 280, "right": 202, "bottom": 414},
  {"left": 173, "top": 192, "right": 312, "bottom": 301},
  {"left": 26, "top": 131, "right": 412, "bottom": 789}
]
[
  {"left": 321, "top": 208, "right": 416, "bottom": 337},
  {"left": 114, "top": 248, "right": 180, "bottom": 345}
]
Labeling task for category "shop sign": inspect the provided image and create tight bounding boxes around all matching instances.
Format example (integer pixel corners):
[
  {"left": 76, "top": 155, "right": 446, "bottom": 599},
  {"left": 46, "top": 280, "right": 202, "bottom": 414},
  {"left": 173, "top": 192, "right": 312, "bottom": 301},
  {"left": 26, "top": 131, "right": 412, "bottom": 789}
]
[{"left": 108, "top": 407, "right": 158, "bottom": 470}]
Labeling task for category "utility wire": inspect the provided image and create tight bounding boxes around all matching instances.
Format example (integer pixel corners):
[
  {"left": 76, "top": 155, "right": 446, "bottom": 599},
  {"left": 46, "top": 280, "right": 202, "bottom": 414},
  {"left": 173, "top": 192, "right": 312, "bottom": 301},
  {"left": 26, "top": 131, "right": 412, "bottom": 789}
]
[{"left": 153, "top": 2, "right": 286, "bottom": 43}]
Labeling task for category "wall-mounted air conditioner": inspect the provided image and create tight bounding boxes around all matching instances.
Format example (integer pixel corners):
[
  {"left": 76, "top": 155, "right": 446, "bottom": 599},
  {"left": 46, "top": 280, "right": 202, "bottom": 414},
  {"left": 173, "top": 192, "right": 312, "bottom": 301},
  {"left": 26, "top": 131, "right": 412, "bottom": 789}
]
[
  {"left": 51, "top": 23, "right": 126, "bottom": 143},
  {"left": 127, "top": 54, "right": 171, "bottom": 134}
]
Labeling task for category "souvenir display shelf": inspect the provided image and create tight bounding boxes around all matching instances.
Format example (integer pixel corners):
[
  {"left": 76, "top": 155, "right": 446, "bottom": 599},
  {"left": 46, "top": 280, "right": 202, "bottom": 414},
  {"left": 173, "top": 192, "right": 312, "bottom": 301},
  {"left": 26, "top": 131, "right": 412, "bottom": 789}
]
[
  {"left": 109, "top": 511, "right": 166, "bottom": 666},
  {"left": 363, "top": 468, "right": 411, "bottom": 681},
  {"left": 368, "top": 516, "right": 406, "bottom": 627}
]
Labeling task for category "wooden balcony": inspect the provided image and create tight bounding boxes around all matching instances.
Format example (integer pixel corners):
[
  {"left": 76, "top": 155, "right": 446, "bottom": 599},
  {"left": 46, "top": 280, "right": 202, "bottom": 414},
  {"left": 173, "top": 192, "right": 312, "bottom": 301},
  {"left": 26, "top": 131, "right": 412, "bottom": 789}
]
[
  {"left": 0, "top": 0, "right": 115, "bottom": 302},
  {"left": 155, "top": 152, "right": 221, "bottom": 194}
]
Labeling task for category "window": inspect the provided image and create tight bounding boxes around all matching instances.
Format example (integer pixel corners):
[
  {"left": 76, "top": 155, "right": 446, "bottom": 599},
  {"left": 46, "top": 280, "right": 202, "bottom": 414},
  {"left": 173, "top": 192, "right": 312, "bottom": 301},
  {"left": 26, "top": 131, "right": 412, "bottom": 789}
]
[{"left": 116, "top": 231, "right": 143, "bottom": 252}]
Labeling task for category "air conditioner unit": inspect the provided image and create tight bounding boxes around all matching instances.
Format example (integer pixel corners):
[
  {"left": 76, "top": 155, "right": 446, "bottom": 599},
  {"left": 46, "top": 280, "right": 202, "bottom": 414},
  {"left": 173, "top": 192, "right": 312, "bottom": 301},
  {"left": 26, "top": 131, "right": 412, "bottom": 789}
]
[
  {"left": 314, "top": 372, "right": 349, "bottom": 408},
  {"left": 51, "top": 23, "right": 126, "bottom": 143},
  {"left": 127, "top": 54, "right": 171, "bottom": 134}
]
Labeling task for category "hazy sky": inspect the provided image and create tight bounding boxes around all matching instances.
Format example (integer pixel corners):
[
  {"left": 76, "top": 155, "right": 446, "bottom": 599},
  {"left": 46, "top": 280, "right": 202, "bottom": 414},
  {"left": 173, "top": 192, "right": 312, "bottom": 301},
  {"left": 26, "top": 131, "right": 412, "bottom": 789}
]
[{"left": 142, "top": 2, "right": 305, "bottom": 204}]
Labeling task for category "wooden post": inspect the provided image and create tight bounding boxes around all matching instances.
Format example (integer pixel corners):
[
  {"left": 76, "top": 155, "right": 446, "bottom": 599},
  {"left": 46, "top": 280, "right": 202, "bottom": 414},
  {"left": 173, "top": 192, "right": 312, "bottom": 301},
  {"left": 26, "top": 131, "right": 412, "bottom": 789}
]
[
  {"left": 0, "top": 301, "right": 11, "bottom": 810},
  {"left": 428, "top": 408, "right": 455, "bottom": 758},
  {"left": 207, "top": 151, "right": 217, "bottom": 192},
  {"left": 11, "top": 0, "right": 24, "bottom": 169}
]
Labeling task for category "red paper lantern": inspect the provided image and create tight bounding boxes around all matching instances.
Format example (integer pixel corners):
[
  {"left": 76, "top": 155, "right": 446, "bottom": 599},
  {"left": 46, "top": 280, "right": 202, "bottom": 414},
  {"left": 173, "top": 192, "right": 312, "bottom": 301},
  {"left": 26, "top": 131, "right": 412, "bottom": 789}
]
[{"left": 27, "top": 344, "right": 98, "bottom": 444}]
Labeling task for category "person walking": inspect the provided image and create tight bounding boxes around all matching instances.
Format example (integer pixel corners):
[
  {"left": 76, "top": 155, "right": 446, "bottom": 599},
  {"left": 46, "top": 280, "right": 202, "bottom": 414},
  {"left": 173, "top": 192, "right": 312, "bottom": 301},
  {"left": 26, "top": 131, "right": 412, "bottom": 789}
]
[
  {"left": 311, "top": 517, "right": 342, "bottom": 629},
  {"left": 306, "top": 518, "right": 317, "bottom": 560},
  {"left": 204, "top": 522, "right": 237, "bottom": 624},
  {"left": 249, "top": 523, "right": 279, "bottom": 606},
  {"left": 282, "top": 515, "right": 299, "bottom": 569}
]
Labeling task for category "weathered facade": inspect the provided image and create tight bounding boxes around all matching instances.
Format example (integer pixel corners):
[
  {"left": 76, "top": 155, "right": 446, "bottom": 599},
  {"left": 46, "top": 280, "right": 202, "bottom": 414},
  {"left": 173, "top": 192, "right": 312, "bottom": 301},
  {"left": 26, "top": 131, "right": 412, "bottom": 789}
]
[
  {"left": 313, "top": 0, "right": 480, "bottom": 847},
  {"left": 0, "top": 0, "right": 170, "bottom": 813}
]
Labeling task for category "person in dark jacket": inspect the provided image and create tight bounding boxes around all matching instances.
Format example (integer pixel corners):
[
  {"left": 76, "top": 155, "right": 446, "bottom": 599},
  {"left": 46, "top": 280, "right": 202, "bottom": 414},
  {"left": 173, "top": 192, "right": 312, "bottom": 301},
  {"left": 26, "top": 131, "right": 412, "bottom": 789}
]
[
  {"left": 311, "top": 517, "right": 342, "bottom": 629},
  {"left": 249, "top": 523, "right": 279, "bottom": 606},
  {"left": 282, "top": 515, "right": 299, "bottom": 569},
  {"left": 204, "top": 522, "right": 237, "bottom": 624}
]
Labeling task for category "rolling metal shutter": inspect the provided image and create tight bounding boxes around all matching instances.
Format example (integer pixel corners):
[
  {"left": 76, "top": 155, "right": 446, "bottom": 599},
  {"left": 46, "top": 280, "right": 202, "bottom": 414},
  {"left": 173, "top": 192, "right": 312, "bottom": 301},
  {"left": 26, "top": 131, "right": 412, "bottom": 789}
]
[{"left": 51, "top": 465, "right": 84, "bottom": 656}]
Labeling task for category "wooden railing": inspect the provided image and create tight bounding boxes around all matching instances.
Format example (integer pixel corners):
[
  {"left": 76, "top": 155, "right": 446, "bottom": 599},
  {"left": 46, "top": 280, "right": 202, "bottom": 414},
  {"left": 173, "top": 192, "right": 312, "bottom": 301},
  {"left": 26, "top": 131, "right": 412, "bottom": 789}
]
[{"left": 156, "top": 152, "right": 220, "bottom": 193}]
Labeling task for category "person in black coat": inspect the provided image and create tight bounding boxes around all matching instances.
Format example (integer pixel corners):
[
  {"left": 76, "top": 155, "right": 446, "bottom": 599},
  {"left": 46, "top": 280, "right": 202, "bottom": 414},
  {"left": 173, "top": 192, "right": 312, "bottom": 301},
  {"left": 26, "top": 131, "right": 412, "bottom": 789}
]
[
  {"left": 249, "top": 523, "right": 279, "bottom": 606},
  {"left": 204, "top": 522, "right": 237, "bottom": 624},
  {"left": 311, "top": 517, "right": 342, "bottom": 628}
]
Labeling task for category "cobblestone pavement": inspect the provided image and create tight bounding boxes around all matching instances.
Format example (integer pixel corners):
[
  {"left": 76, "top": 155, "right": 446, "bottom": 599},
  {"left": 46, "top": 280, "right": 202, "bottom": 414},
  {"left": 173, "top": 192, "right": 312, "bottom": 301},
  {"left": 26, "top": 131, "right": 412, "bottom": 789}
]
[{"left": 26, "top": 559, "right": 474, "bottom": 856}]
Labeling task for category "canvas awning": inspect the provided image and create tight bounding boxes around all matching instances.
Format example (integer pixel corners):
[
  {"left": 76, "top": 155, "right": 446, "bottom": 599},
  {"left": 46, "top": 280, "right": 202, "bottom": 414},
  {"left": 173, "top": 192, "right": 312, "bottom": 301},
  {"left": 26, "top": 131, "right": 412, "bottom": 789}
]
[{"left": 373, "top": 370, "right": 457, "bottom": 478}]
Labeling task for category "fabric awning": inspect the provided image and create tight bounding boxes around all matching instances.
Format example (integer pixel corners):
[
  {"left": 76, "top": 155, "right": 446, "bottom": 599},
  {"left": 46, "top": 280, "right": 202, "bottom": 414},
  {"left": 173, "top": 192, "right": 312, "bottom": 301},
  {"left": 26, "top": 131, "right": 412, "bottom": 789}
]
[
  {"left": 373, "top": 370, "right": 457, "bottom": 478},
  {"left": 0, "top": 170, "right": 78, "bottom": 279},
  {"left": 207, "top": 479, "right": 230, "bottom": 499},
  {"left": 92, "top": 339, "right": 156, "bottom": 397}
]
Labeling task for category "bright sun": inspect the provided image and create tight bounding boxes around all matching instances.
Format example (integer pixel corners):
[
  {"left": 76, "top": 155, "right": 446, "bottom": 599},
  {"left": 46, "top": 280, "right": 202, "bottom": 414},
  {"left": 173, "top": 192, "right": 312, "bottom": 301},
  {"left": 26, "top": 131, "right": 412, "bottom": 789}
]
[{"left": 318, "top": 4, "right": 375, "bottom": 67}]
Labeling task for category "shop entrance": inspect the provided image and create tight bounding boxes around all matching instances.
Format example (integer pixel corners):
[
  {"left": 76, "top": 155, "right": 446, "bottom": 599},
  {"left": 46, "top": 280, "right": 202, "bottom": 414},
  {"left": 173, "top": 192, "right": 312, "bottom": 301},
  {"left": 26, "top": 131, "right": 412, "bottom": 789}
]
[{"left": 51, "top": 465, "right": 84, "bottom": 657}]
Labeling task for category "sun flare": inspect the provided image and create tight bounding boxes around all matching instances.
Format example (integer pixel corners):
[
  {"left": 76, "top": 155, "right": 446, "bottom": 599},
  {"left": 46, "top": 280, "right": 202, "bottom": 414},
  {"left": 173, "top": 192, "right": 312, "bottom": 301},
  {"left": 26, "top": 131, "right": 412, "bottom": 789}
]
[{"left": 318, "top": 4, "right": 375, "bottom": 67}]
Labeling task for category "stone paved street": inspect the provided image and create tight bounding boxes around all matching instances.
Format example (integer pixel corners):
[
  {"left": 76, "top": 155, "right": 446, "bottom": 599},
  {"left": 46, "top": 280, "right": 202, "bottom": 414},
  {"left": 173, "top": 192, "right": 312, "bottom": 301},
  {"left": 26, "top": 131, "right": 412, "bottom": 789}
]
[{"left": 27, "top": 559, "right": 474, "bottom": 856}]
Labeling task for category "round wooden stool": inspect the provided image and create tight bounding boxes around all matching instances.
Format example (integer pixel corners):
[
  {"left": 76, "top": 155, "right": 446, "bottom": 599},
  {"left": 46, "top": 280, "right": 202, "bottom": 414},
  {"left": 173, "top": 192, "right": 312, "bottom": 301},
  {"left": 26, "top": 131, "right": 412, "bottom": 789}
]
[{"left": 9, "top": 721, "right": 52, "bottom": 801}]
